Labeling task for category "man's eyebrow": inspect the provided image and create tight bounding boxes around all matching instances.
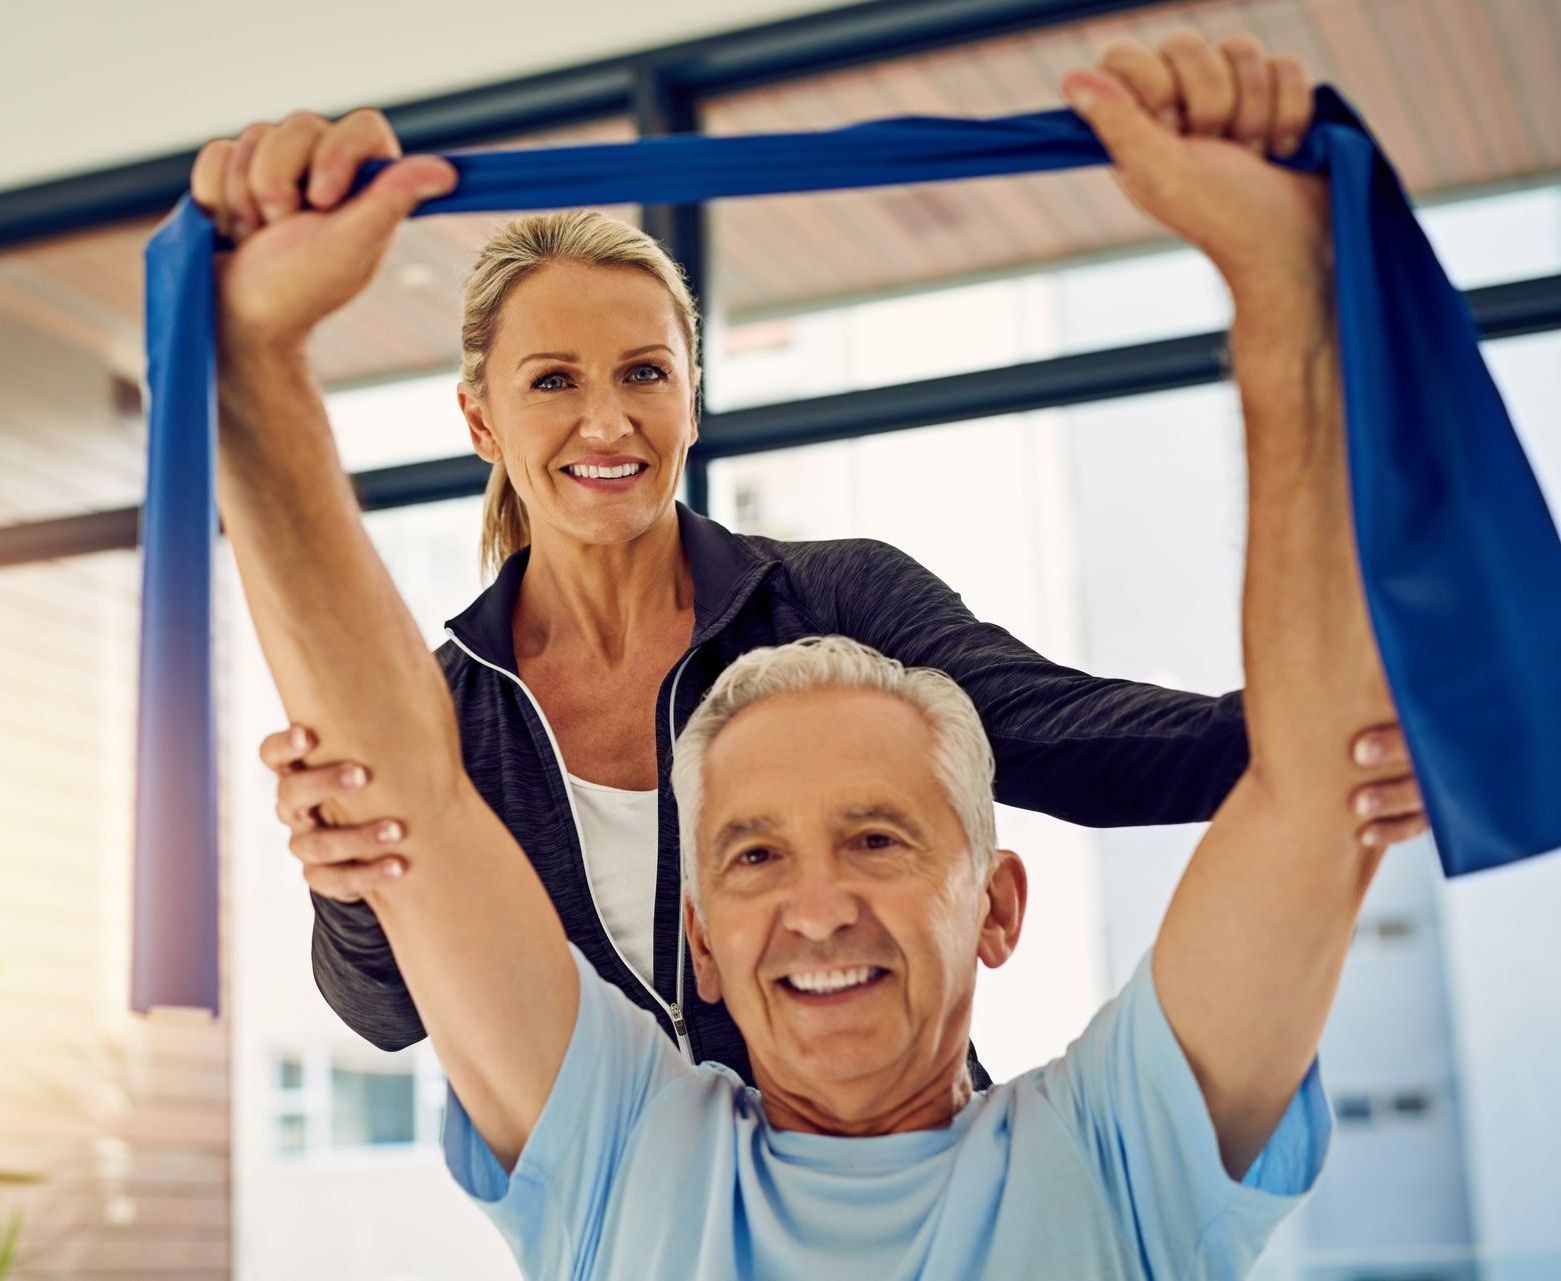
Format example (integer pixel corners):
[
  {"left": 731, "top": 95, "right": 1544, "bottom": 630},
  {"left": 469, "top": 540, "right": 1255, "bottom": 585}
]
[
  {"left": 711, "top": 814, "right": 781, "bottom": 856},
  {"left": 515, "top": 344, "right": 674, "bottom": 370},
  {"left": 840, "top": 804, "right": 928, "bottom": 843}
]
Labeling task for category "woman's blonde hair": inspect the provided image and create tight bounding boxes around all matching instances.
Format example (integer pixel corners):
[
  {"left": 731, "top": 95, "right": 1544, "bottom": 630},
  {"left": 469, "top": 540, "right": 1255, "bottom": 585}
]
[{"left": 460, "top": 210, "right": 702, "bottom": 577}]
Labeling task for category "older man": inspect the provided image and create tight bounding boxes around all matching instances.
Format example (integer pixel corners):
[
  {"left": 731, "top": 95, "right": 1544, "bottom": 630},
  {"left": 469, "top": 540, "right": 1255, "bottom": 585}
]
[{"left": 207, "top": 27, "right": 1412, "bottom": 1281}]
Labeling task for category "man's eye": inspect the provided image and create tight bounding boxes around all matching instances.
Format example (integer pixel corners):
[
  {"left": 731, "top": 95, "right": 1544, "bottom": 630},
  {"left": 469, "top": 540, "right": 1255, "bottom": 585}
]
[
  {"left": 736, "top": 847, "right": 772, "bottom": 867},
  {"left": 859, "top": 832, "right": 899, "bottom": 851}
]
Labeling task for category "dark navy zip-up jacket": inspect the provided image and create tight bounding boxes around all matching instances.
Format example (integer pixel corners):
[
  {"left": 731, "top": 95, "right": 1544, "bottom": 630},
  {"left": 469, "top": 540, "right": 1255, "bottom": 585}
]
[{"left": 310, "top": 504, "right": 1248, "bottom": 1086}]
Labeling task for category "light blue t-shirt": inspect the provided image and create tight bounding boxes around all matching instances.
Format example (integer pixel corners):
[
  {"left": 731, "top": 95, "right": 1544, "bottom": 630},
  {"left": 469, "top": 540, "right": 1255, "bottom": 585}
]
[{"left": 444, "top": 946, "right": 1331, "bottom": 1280}]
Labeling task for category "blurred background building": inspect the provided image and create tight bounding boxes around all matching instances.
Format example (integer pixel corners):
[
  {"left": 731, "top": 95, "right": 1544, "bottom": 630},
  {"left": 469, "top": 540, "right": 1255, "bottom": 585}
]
[{"left": 1, "top": 0, "right": 1557, "bottom": 1277}]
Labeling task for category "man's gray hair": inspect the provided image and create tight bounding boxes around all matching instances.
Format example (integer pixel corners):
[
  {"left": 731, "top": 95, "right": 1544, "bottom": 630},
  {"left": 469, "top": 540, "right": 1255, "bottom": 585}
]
[{"left": 671, "top": 636, "right": 998, "bottom": 915}]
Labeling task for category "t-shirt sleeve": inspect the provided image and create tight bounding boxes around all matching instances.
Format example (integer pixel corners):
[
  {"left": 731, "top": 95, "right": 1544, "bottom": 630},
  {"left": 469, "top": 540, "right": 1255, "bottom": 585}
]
[
  {"left": 1031, "top": 950, "right": 1333, "bottom": 1281},
  {"left": 441, "top": 944, "right": 693, "bottom": 1279}
]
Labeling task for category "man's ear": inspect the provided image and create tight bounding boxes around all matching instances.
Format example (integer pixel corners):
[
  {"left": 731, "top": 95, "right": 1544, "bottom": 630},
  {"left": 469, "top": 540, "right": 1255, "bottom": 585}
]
[
  {"left": 457, "top": 385, "right": 503, "bottom": 464},
  {"left": 976, "top": 850, "right": 1026, "bottom": 971},
  {"left": 684, "top": 895, "right": 723, "bottom": 1005}
]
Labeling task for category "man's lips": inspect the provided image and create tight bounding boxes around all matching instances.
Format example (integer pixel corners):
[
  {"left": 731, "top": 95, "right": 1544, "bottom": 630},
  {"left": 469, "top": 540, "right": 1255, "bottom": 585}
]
[{"left": 774, "top": 966, "right": 892, "bottom": 1004}]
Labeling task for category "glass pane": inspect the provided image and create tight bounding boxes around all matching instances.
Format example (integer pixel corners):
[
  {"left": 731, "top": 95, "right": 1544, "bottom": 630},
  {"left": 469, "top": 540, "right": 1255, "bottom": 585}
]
[
  {"left": 0, "top": 549, "right": 232, "bottom": 1270},
  {"left": 0, "top": 218, "right": 153, "bottom": 522},
  {"left": 329, "top": 1066, "right": 416, "bottom": 1147},
  {"left": 275, "top": 1057, "right": 304, "bottom": 1091},
  {"left": 702, "top": 0, "right": 1559, "bottom": 412},
  {"left": 275, "top": 1113, "right": 308, "bottom": 1154},
  {"left": 706, "top": 330, "right": 1561, "bottom": 1274}
]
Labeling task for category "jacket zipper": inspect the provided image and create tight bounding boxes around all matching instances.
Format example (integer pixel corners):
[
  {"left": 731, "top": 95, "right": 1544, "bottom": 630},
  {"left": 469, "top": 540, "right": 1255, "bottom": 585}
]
[
  {"left": 444, "top": 629, "right": 694, "bottom": 1062},
  {"left": 664, "top": 650, "right": 697, "bottom": 1057}
]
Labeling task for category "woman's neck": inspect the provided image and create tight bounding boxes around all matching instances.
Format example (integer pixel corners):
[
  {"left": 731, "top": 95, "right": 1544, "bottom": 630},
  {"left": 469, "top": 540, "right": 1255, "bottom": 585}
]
[{"left": 515, "top": 511, "right": 693, "bottom": 667}]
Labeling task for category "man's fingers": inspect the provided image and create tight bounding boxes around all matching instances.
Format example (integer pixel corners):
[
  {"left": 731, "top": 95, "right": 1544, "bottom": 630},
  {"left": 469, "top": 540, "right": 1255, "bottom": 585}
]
[
  {"left": 259, "top": 725, "right": 315, "bottom": 773},
  {"left": 336, "top": 155, "right": 459, "bottom": 246},
  {"left": 1061, "top": 66, "right": 1180, "bottom": 174},
  {"left": 1268, "top": 54, "right": 1312, "bottom": 157},
  {"left": 190, "top": 138, "right": 236, "bottom": 230},
  {"left": 1099, "top": 40, "right": 1179, "bottom": 128},
  {"left": 1220, "top": 35, "right": 1272, "bottom": 150},
  {"left": 251, "top": 111, "right": 329, "bottom": 223},
  {"left": 306, "top": 107, "right": 402, "bottom": 209},
  {"left": 291, "top": 821, "right": 405, "bottom": 868},
  {"left": 223, "top": 122, "right": 271, "bottom": 239},
  {"left": 1159, "top": 29, "right": 1236, "bottom": 137},
  {"left": 302, "top": 855, "right": 407, "bottom": 903}
]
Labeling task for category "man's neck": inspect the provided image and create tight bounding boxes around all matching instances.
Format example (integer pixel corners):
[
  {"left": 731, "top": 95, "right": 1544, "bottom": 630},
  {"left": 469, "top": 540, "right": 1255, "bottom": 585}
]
[{"left": 752, "top": 1047, "right": 975, "bottom": 1138}]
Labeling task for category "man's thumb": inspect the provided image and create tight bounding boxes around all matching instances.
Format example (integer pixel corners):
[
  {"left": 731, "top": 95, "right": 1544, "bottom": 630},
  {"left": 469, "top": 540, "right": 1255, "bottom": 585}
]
[
  {"left": 343, "top": 155, "right": 459, "bottom": 240},
  {"left": 1061, "top": 69, "right": 1174, "bottom": 170}
]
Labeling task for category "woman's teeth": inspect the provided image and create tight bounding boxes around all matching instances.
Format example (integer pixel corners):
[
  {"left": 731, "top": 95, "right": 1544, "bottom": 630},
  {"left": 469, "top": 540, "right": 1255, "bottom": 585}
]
[{"left": 567, "top": 463, "right": 645, "bottom": 480}]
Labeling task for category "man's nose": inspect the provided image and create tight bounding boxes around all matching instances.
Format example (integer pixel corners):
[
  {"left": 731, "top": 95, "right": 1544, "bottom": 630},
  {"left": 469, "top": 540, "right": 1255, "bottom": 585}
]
[
  {"left": 577, "top": 381, "right": 633, "bottom": 444},
  {"left": 781, "top": 863, "right": 859, "bottom": 942}
]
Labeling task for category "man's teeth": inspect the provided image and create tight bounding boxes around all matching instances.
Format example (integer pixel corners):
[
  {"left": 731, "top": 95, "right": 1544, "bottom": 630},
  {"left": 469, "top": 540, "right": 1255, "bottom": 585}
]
[
  {"left": 567, "top": 463, "right": 644, "bottom": 479},
  {"left": 786, "top": 966, "right": 879, "bottom": 994}
]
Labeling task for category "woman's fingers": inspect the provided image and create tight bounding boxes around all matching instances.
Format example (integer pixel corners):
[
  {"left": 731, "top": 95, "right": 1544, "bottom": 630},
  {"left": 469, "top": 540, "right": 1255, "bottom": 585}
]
[
  {"left": 1353, "top": 774, "right": 1424, "bottom": 822},
  {"left": 1359, "top": 814, "right": 1430, "bottom": 850},
  {"left": 302, "top": 853, "right": 407, "bottom": 904},
  {"left": 1351, "top": 723, "right": 1411, "bottom": 769},
  {"left": 291, "top": 820, "right": 405, "bottom": 867},
  {"left": 275, "top": 761, "right": 371, "bottom": 829},
  {"left": 259, "top": 724, "right": 315, "bottom": 773},
  {"left": 1348, "top": 723, "right": 1426, "bottom": 849}
]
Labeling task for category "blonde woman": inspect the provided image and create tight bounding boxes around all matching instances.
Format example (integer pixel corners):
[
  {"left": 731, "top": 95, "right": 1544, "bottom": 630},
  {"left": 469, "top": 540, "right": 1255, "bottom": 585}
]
[{"left": 198, "top": 33, "right": 1426, "bottom": 1087}]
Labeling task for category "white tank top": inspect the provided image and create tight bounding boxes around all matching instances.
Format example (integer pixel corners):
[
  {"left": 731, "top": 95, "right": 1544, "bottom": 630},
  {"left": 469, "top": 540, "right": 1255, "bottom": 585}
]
[{"left": 567, "top": 773, "right": 661, "bottom": 988}]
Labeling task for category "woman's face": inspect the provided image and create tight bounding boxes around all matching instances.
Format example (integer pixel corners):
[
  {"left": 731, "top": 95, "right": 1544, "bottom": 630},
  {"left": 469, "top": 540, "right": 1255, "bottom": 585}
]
[{"left": 460, "top": 260, "right": 697, "bottom": 548}]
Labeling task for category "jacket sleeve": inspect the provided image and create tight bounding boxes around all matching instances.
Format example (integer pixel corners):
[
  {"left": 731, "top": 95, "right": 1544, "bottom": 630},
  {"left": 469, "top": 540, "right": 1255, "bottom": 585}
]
[
  {"left": 803, "top": 538, "right": 1249, "bottom": 827},
  {"left": 310, "top": 893, "right": 425, "bottom": 1051}
]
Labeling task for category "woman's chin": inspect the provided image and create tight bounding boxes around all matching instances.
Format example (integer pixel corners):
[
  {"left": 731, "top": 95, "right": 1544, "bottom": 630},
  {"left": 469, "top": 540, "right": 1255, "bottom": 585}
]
[{"left": 554, "top": 495, "right": 674, "bottom": 548}]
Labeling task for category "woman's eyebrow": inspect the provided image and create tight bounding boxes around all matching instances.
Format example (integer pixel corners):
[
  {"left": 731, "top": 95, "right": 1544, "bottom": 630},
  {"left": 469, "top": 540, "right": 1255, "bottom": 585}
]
[{"left": 515, "top": 343, "right": 675, "bottom": 369}]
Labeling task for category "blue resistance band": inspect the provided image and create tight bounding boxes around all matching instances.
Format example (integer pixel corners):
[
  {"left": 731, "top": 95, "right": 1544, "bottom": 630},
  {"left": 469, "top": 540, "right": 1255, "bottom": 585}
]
[{"left": 134, "top": 87, "right": 1561, "bottom": 1013}]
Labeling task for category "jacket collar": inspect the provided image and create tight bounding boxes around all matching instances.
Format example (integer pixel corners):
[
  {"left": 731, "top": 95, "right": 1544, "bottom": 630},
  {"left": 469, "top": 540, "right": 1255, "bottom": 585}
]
[{"left": 444, "top": 503, "right": 779, "bottom": 672}]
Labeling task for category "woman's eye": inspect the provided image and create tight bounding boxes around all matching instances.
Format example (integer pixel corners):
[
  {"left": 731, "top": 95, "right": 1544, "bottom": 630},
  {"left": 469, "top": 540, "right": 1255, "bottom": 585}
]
[
  {"left": 628, "top": 363, "right": 668, "bottom": 383},
  {"left": 532, "top": 371, "right": 569, "bottom": 391}
]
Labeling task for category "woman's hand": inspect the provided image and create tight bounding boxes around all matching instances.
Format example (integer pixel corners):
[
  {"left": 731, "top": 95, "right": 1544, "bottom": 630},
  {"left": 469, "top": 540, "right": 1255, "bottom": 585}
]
[
  {"left": 190, "top": 109, "right": 458, "bottom": 350},
  {"left": 1061, "top": 31, "right": 1331, "bottom": 301},
  {"left": 1349, "top": 723, "right": 1428, "bottom": 849},
  {"left": 261, "top": 726, "right": 410, "bottom": 903}
]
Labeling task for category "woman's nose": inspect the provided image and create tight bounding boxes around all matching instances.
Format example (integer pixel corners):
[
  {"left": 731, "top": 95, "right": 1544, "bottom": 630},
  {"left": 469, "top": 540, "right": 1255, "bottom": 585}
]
[{"left": 577, "top": 383, "right": 634, "bottom": 444}]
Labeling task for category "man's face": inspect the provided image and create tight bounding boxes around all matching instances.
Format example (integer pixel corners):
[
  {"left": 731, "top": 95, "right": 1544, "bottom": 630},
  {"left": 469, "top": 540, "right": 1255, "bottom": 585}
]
[{"left": 685, "top": 687, "right": 1024, "bottom": 1131}]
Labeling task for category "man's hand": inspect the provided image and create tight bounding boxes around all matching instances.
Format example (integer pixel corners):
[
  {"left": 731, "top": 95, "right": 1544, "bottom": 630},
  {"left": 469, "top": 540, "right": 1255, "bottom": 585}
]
[
  {"left": 190, "top": 109, "right": 458, "bottom": 349},
  {"left": 1061, "top": 32, "right": 1330, "bottom": 299}
]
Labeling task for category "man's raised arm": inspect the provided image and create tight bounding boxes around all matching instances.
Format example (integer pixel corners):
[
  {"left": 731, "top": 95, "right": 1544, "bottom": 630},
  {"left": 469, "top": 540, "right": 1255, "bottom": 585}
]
[
  {"left": 193, "top": 110, "right": 576, "bottom": 1170},
  {"left": 1059, "top": 45, "right": 1404, "bottom": 1180}
]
